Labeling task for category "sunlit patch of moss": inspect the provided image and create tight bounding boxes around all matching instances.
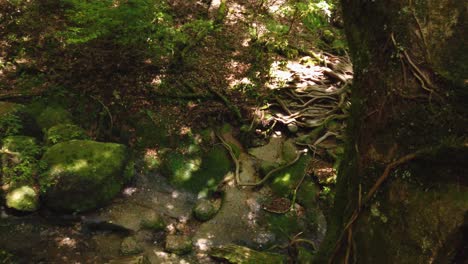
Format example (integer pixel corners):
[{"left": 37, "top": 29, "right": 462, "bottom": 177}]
[
  {"left": 162, "top": 146, "right": 231, "bottom": 197},
  {"left": 6, "top": 185, "right": 39, "bottom": 212},
  {"left": 270, "top": 154, "right": 311, "bottom": 197},
  {"left": 40, "top": 140, "right": 129, "bottom": 212}
]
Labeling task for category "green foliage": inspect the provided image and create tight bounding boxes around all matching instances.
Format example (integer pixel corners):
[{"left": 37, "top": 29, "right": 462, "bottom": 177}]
[
  {"left": 60, "top": 0, "right": 163, "bottom": 46},
  {"left": 0, "top": 112, "right": 23, "bottom": 137},
  {"left": 297, "top": 1, "right": 334, "bottom": 30},
  {"left": 1, "top": 136, "right": 42, "bottom": 186},
  {"left": 45, "top": 124, "right": 89, "bottom": 145},
  {"left": 0, "top": 249, "right": 15, "bottom": 264}
]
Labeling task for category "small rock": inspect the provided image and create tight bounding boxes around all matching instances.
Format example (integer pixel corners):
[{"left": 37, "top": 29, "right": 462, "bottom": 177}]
[
  {"left": 193, "top": 199, "right": 217, "bottom": 221},
  {"left": 120, "top": 236, "right": 143, "bottom": 255},
  {"left": 140, "top": 214, "right": 166, "bottom": 231},
  {"left": 6, "top": 186, "right": 39, "bottom": 212},
  {"left": 287, "top": 123, "right": 298, "bottom": 133},
  {"left": 165, "top": 235, "right": 192, "bottom": 255}
]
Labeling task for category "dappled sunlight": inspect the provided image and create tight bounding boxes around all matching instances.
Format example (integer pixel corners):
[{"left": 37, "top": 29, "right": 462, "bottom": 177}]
[
  {"left": 195, "top": 236, "right": 214, "bottom": 251},
  {"left": 55, "top": 237, "right": 77, "bottom": 249}
]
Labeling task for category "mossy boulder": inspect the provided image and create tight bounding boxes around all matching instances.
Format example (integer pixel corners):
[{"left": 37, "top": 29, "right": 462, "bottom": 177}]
[
  {"left": 36, "top": 106, "right": 73, "bottom": 131},
  {"left": 165, "top": 235, "right": 192, "bottom": 255},
  {"left": 45, "top": 124, "right": 89, "bottom": 145},
  {"left": 5, "top": 185, "right": 39, "bottom": 212},
  {"left": 1, "top": 136, "right": 41, "bottom": 189},
  {"left": 39, "top": 140, "right": 130, "bottom": 212},
  {"left": 209, "top": 244, "right": 286, "bottom": 264},
  {"left": 0, "top": 102, "right": 40, "bottom": 138}
]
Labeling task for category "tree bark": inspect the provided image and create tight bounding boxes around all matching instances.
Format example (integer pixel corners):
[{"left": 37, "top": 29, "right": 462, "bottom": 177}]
[{"left": 316, "top": 1, "right": 468, "bottom": 263}]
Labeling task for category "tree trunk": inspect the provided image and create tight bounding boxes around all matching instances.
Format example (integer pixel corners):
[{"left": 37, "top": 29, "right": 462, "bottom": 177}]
[{"left": 316, "top": 1, "right": 468, "bottom": 263}]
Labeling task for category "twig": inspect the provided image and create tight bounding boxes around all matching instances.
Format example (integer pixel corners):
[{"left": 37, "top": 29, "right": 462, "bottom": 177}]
[{"left": 90, "top": 95, "right": 113, "bottom": 132}]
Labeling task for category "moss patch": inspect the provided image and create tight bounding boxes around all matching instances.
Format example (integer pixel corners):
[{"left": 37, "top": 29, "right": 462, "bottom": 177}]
[
  {"left": 162, "top": 145, "right": 231, "bottom": 197},
  {"left": 40, "top": 140, "right": 129, "bottom": 212},
  {"left": 6, "top": 185, "right": 39, "bottom": 212},
  {"left": 270, "top": 154, "right": 311, "bottom": 197}
]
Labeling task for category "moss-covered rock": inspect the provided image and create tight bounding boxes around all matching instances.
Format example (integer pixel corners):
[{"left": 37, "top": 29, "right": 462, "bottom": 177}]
[
  {"left": 39, "top": 140, "right": 130, "bottom": 212},
  {"left": 45, "top": 124, "right": 89, "bottom": 145},
  {"left": 36, "top": 106, "right": 73, "bottom": 131},
  {"left": 209, "top": 244, "right": 286, "bottom": 264},
  {"left": 165, "top": 235, "right": 192, "bottom": 255},
  {"left": 5, "top": 185, "right": 39, "bottom": 212},
  {"left": 120, "top": 236, "right": 143, "bottom": 255},
  {"left": 1, "top": 136, "right": 41, "bottom": 189},
  {"left": 193, "top": 199, "right": 218, "bottom": 221},
  {"left": 270, "top": 154, "right": 311, "bottom": 197},
  {"left": 296, "top": 178, "right": 320, "bottom": 209},
  {"left": 162, "top": 146, "right": 231, "bottom": 197},
  {"left": 140, "top": 214, "right": 166, "bottom": 231}
]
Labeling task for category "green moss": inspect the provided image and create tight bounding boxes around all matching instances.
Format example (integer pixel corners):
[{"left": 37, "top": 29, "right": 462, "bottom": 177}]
[
  {"left": 266, "top": 211, "right": 304, "bottom": 241},
  {"left": 140, "top": 214, "right": 166, "bottom": 231},
  {"left": 40, "top": 140, "right": 129, "bottom": 212},
  {"left": 270, "top": 154, "right": 311, "bottom": 197},
  {"left": 165, "top": 235, "right": 192, "bottom": 255},
  {"left": 163, "top": 146, "right": 231, "bottom": 197},
  {"left": 6, "top": 185, "right": 39, "bottom": 212},
  {"left": 296, "top": 178, "right": 320, "bottom": 209},
  {"left": 45, "top": 124, "right": 89, "bottom": 145},
  {"left": 36, "top": 106, "right": 73, "bottom": 131}
]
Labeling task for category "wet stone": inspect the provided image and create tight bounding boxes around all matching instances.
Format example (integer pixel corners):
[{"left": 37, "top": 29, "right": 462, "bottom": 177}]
[
  {"left": 165, "top": 235, "right": 192, "bottom": 255},
  {"left": 140, "top": 213, "right": 166, "bottom": 231},
  {"left": 120, "top": 236, "right": 143, "bottom": 255},
  {"left": 193, "top": 199, "right": 217, "bottom": 222}
]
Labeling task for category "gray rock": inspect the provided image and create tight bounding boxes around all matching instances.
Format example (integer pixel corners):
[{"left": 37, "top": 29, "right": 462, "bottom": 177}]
[
  {"left": 140, "top": 213, "right": 166, "bottom": 231},
  {"left": 120, "top": 236, "right": 143, "bottom": 255},
  {"left": 287, "top": 123, "right": 298, "bottom": 133}
]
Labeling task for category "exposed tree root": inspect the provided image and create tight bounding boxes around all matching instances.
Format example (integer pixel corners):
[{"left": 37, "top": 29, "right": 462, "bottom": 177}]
[{"left": 328, "top": 147, "right": 434, "bottom": 264}]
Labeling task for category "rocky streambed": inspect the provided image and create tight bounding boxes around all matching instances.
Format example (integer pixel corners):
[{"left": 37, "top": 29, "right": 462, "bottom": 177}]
[{"left": 0, "top": 101, "right": 335, "bottom": 263}]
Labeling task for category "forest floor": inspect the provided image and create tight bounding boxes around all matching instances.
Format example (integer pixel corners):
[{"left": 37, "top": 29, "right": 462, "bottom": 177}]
[{"left": 0, "top": 0, "right": 352, "bottom": 263}]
